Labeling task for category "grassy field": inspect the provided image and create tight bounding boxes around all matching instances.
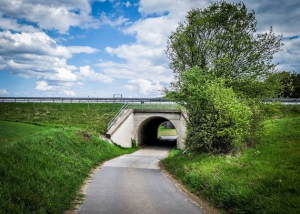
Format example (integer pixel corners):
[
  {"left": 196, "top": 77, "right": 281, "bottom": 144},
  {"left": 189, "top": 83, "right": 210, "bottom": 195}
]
[
  {"left": 158, "top": 125, "right": 177, "bottom": 137},
  {"left": 162, "top": 106, "right": 300, "bottom": 214},
  {"left": 0, "top": 103, "right": 137, "bottom": 213},
  {"left": 0, "top": 102, "right": 124, "bottom": 134}
]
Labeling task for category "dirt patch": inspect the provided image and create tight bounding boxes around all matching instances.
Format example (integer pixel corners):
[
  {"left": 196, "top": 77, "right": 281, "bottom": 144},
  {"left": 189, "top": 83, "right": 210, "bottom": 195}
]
[{"left": 79, "top": 130, "right": 91, "bottom": 142}]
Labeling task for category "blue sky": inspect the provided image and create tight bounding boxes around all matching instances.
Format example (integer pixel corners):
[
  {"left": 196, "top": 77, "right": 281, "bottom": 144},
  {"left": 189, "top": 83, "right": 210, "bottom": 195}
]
[{"left": 0, "top": 0, "right": 299, "bottom": 98}]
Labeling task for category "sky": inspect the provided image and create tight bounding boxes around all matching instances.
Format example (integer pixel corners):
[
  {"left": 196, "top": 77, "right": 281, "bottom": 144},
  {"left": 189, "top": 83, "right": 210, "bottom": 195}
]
[{"left": 0, "top": 0, "right": 299, "bottom": 98}]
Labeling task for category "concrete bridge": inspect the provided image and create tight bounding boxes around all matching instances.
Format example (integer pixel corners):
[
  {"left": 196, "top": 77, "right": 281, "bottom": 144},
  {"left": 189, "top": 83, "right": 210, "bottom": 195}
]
[{"left": 106, "top": 109, "right": 187, "bottom": 149}]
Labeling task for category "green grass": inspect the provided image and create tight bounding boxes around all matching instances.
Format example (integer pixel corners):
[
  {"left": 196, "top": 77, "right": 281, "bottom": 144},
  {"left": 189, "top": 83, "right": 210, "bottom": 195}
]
[
  {"left": 0, "top": 102, "right": 123, "bottom": 134},
  {"left": 0, "top": 103, "right": 137, "bottom": 213},
  {"left": 163, "top": 116, "right": 300, "bottom": 214},
  {"left": 158, "top": 125, "right": 177, "bottom": 137}
]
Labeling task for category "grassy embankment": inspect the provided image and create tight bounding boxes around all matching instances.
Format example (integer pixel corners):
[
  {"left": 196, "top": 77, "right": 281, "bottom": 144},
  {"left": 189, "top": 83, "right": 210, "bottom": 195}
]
[
  {"left": 163, "top": 105, "right": 300, "bottom": 214},
  {"left": 0, "top": 102, "right": 137, "bottom": 213}
]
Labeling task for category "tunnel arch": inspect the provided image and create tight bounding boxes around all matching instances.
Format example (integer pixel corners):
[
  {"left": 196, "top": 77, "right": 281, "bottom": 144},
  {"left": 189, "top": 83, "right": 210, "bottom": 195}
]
[
  {"left": 107, "top": 109, "right": 186, "bottom": 149},
  {"left": 137, "top": 116, "right": 177, "bottom": 147}
]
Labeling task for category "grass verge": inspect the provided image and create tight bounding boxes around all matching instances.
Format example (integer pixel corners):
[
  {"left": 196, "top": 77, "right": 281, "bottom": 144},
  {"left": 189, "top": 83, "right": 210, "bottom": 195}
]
[
  {"left": 0, "top": 102, "right": 137, "bottom": 213},
  {"left": 158, "top": 126, "right": 177, "bottom": 137},
  {"left": 162, "top": 116, "right": 300, "bottom": 214}
]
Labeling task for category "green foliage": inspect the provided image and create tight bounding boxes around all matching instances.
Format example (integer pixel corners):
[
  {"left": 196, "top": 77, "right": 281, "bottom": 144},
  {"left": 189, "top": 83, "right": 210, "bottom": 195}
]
[
  {"left": 265, "top": 71, "right": 295, "bottom": 98},
  {"left": 166, "top": 0, "right": 284, "bottom": 99},
  {"left": 176, "top": 67, "right": 252, "bottom": 154},
  {"left": 131, "top": 138, "right": 137, "bottom": 148},
  {"left": 290, "top": 73, "right": 300, "bottom": 98},
  {"left": 163, "top": 114, "right": 300, "bottom": 214}
]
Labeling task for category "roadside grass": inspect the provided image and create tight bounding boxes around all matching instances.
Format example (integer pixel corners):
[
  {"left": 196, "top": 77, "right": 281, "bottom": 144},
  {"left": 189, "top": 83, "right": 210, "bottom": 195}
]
[
  {"left": 158, "top": 125, "right": 177, "bottom": 137},
  {"left": 0, "top": 102, "right": 123, "bottom": 134},
  {"left": 0, "top": 103, "right": 137, "bottom": 213},
  {"left": 163, "top": 108, "right": 300, "bottom": 214},
  {"left": 0, "top": 121, "right": 137, "bottom": 213}
]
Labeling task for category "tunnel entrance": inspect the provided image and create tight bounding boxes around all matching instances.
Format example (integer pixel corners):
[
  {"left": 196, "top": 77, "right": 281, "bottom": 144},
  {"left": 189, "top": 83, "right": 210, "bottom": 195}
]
[{"left": 138, "top": 116, "right": 177, "bottom": 147}]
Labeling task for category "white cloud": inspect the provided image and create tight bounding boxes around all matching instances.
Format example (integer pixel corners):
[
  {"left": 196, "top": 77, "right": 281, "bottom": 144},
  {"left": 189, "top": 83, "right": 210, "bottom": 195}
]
[
  {"left": 79, "top": 65, "right": 114, "bottom": 83},
  {"left": 35, "top": 81, "right": 55, "bottom": 91},
  {"left": 0, "top": 16, "right": 39, "bottom": 33},
  {"left": 0, "top": 0, "right": 99, "bottom": 34},
  {"left": 125, "top": 1, "right": 131, "bottom": 8},
  {"left": 68, "top": 46, "right": 99, "bottom": 54},
  {"left": 0, "top": 31, "right": 71, "bottom": 59},
  {"left": 127, "top": 79, "right": 162, "bottom": 95},
  {"left": 50, "top": 68, "right": 78, "bottom": 81},
  {"left": 0, "top": 88, "right": 8, "bottom": 95},
  {"left": 100, "top": 13, "right": 130, "bottom": 27},
  {"left": 62, "top": 90, "right": 76, "bottom": 96},
  {"left": 273, "top": 37, "right": 300, "bottom": 72},
  {"left": 123, "top": 16, "right": 176, "bottom": 46}
]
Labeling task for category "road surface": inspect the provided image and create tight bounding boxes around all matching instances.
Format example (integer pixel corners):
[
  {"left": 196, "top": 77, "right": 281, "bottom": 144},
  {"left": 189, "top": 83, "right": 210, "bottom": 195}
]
[{"left": 77, "top": 146, "right": 206, "bottom": 214}]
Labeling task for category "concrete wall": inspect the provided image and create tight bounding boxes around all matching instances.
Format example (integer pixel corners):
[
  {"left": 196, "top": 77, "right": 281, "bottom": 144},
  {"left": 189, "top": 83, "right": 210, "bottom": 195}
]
[{"left": 109, "top": 109, "right": 134, "bottom": 147}]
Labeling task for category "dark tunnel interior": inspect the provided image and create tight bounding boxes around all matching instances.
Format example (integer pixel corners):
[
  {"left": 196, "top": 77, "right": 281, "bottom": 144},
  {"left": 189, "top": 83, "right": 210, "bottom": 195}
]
[{"left": 139, "top": 117, "right": 177, "bottom": 148}]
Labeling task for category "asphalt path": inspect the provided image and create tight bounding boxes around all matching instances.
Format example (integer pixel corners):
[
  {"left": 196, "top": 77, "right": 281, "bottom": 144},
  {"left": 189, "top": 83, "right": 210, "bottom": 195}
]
[{"left": 77, "top": 146, "right": 206, "bottom": 214}]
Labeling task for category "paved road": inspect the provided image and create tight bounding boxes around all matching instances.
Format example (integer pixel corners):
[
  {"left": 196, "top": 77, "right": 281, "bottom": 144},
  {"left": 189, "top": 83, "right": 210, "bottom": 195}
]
[{"left": 77, "top": 146, "right": 206, "bottom": 214}]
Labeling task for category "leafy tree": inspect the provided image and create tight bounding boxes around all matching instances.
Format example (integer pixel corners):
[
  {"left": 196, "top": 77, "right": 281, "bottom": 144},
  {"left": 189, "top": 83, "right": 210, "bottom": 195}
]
[
  {"left": 165, "top": 1, "right": 287, "bottom": 154},
  {"left": 290, "top": 73, "right": 300, "bottom": 98},
  {"left": 166, "top": 1, "right": 284, "bottom": 98},
  {"left": 265, "top": 71, "right": 294, "bottom": 97}
]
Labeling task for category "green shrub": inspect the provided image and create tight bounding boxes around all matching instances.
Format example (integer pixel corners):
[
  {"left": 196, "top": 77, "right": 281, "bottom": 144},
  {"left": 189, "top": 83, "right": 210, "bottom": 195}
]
[{"left": 178, "top": 67, "right": 252, "bottom": 155}]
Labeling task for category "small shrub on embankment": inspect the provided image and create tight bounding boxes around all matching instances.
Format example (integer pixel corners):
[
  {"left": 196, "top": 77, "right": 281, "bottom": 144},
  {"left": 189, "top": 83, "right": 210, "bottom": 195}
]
[
  {"left": 0, "top": 121, "right": 136, "bottom": 213},
  {"left": 163, "top": 112, "right": 300, "bottom": 213}
]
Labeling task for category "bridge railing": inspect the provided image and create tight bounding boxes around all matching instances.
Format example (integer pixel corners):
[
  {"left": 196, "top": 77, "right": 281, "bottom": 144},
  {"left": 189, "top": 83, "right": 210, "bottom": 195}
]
[
  {"left": 107, "top": 102, "right": 129, "bottom": 131},
  {"left": 1, "top": 97, "right": 299, "bottom": 105}
]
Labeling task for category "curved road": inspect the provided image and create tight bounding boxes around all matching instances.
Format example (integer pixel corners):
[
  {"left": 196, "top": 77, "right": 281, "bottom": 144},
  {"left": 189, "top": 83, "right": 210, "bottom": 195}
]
[{"left": 77, "top": 146, "right": 206, "bottom": 214}]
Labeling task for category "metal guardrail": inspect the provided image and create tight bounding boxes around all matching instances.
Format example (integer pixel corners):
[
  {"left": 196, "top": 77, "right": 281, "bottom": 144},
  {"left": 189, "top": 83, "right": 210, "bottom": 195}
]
[
  {"left": 0, "top": 97, "right": 171, "bottom": 103},
  {"left": 1, "top": 97, "right": 299, "bottom": 104},
  {"left": 262, "top": 98, "right": 300, "bottom": 104},
  {"left": 107, "top": 102, "right": 129, "bottom": 131}
]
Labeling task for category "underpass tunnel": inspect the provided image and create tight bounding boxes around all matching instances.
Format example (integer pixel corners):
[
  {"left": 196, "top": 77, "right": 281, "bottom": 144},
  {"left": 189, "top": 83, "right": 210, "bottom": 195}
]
[{"left": 138, "top": 116, "right": 177, "bottom": 147}]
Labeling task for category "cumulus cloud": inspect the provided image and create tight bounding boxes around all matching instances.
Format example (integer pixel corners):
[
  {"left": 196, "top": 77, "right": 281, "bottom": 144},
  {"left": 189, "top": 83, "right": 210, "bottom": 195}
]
[
  {"left": 97, "top": 15, "right": 176, "bottom": 84},
  {"left": 274, "top": 36, "right": 300, "bottom": 72},
  {"left": 0, "top": 16, "right": 39, "bottom": 33},
  {"left": 68, "top": 46, "right": 99, "bottom": 54},
  {"left": 1, "top": 0, "right": 299, "bottom": 97},
  {"left": 62, "top": 90, "right": 76, "bottom": 96},
  {"left": 0, "top": 0, "right": 99, "bottom": 33},
  {"left": 35, "top": 81, "right": 55, "bottom": 91},
  {"left": 127, "top": 79, "right": 163, "bottom": 96},
  {"left": 0, "top": 88, "right": 8, "bottom": 95},
  {"left": 0, "top": 31, "right": 72, "bottom": 76},
  {"left": 79, "top": 65, "right": 114, "bottom": 83},
  {"left": 244, "top": 0, "right": 300, "bottom": 36}
]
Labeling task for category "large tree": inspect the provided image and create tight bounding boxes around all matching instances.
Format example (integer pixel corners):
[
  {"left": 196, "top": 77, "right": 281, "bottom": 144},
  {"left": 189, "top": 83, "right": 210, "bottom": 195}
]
[{"left": 166, "top": 1, "right": 284, "bottom": 98}]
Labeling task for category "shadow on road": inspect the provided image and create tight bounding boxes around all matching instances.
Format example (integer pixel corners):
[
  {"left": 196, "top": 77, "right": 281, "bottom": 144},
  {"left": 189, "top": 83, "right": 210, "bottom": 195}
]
[{"left": 148, "top": 136, "right": 177, "bottom": 147}]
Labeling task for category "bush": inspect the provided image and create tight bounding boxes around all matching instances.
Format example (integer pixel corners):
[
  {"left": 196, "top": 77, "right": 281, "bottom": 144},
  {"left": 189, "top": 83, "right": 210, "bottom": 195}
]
[{"left": 177, "top": 67, "right": 252, "bottom": 155}]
